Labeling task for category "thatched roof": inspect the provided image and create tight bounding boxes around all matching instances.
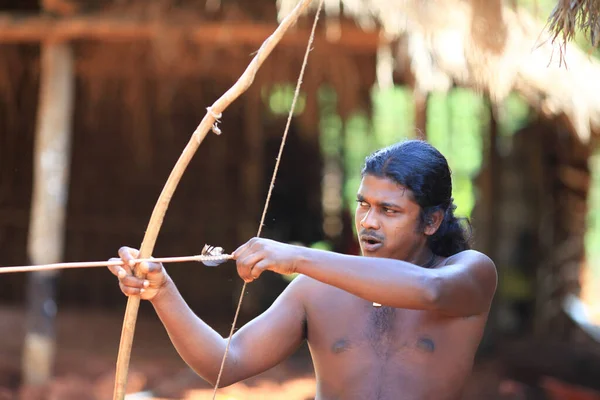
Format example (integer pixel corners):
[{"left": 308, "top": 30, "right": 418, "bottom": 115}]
[
  {"left": 548, "top": 0, "right": 600, "bottom": 49},
  {"left": 2, "top": 0, "right": 600, "bottom": 140},
  {"left": 0, "top": 3, "right": 381, "bottom": 138},
  {"left": 279, "top": 0, "right": 600, "bottom": 141}
]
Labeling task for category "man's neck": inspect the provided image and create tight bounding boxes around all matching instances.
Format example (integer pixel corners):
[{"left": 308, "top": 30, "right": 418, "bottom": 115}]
[{"left": 408, "top": 248, "right": 437, "bottom": 269}]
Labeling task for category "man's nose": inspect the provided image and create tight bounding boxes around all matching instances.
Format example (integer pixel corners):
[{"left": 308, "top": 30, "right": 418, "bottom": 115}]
[{"left": 360, "top": 209, "right": 380, "bottom": 230}]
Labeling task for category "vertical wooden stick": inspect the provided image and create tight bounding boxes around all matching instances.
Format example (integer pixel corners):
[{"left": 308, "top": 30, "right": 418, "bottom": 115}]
[
  {"left": 112, "top": 1, "right": 315, "bottom": 398},
  {"left": 23, "top": 41, "right": 74, "bottom": 386}
]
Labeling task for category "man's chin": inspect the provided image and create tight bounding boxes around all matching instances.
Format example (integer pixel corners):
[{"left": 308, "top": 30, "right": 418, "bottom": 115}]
[{"left": 360, "top": 243, "right": 385, "bottom": 256}]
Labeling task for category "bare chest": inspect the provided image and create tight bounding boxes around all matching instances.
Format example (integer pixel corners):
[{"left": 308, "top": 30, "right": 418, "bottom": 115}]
[
  {"left": 303, "top": 287, "right": 483, "bottom": 399},
  {"left": 306, "top": 293, "right": 441, "bottom": 361}
]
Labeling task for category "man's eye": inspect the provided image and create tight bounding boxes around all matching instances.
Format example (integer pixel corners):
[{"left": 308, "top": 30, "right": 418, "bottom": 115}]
[
  {"left": 357, "top": 201, "right": 369, "bottom": 207},
  {"left": 383, "top": 208, "right": 396, "bottom": 214}
]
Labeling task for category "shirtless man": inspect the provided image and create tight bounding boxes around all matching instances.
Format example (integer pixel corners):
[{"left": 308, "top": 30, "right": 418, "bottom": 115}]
[{"left": 109, "top": 140, "right": 497, "bottom": 400}]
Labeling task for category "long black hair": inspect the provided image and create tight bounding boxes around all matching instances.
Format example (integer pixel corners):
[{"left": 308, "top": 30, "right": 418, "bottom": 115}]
[{"left": 361, "top": 140, "right": 471, "bottom": 256}]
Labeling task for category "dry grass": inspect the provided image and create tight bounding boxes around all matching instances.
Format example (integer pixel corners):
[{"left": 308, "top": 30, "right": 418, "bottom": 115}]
[{"left": 548, "top": 0, "right": 600, "bottom": 61}]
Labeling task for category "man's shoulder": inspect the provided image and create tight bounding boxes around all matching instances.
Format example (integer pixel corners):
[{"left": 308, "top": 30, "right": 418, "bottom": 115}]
[
  {"left": 443, "top": 250, "right": 498, "bottom": 296},
  {"left": 282, "top": 274, "right": 339, "bottom": 305},
  {"left": 444, "top": 249, "right": 495, "bottom": 269},
  {"left": 285, "top": 274, "right": 328, "bottom": 294}
]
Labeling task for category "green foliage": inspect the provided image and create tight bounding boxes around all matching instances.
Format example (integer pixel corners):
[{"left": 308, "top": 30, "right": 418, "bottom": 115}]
[
  {"left": 344, "top": 113, "right": 371, "bottom": 208},
  {"left": 428, "top": 89, "right": 486, "bottom": 217},
  {"left": 310, "top": 240, "right": 333, "bottom": 251},
  {"left": 371, "top": 86, "right": 415, "bottom": 146},
  {"left": 498, "top": 93, "right": 532, "bottom": 137},
  {"left": 263, "top": 84, "right": 306, "bottom": 116},
  {"left": 516, "top": 0, "right": 555, "bottom": 19},
  {"left": 318, "top": 86, "right": 343, "bottom": 157},
  {"left": 587, "top": 152, "right": 600, "bottom": 277}
]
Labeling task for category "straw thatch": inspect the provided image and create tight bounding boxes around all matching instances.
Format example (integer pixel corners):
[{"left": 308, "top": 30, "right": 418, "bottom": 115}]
[
  {"left": 3, "top": 0, "right": 600, "bottom": 140},
  {"left": 279, "top": 0, "right": 600, "bottom": 141},
  {"left": 548, "top": 0, "right": 600, "bottom": 49},
  {"left": 32, "top": 0, "right": 600, "bottom": 50}
]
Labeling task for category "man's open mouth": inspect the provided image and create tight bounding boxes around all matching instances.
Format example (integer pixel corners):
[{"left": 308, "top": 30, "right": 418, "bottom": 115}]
[{"left": 360, "top": 235, "right": 383, "bottom": 252}]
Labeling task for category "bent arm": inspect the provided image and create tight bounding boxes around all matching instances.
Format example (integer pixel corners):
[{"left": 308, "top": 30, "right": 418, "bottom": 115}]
[
  {"left": 150, "top": 276, "right": 307, "bottom": 387},
  {"left": 295, "top": 248, "right": 497, "bottom": 317}
]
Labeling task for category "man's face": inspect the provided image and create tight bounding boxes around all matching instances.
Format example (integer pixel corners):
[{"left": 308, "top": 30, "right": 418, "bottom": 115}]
[{"left": 354, "top": 174, "right": 427, "bottom": 262}]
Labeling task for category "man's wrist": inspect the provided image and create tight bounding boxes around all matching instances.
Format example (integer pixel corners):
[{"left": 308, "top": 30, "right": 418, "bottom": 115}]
[
  {"left": 150, "top": 276, "right": 176, "bottom": 306},
  {"left": 293, "top": 246, "right": 312, "bottom": 275}
]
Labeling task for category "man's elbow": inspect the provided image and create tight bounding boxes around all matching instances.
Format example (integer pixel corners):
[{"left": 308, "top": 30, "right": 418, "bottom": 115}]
[
  {"left": 195, "top": 348, "right": 242, "bottom": 388},
  {"left": 423, "top": 273, "right": 489, "bottom": 317},
  {"left": 202, "top": 369, "right": 240, "bottom": 389},
  {"left": 422, "top": 274, "right": 471, "bottom": 315},
  {"left": 422, "top": 273, "right": 443, "bottom": 311},
  {"left": 207, "top": 376, "right": 237, "bottom": 389}
]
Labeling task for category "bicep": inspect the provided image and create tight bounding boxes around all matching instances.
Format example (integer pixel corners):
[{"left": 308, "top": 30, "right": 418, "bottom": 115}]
[
  {"left": 433, "top": 251, "right": 498, "bottom": 317},
  {"left": 229, "top": 277, "right": 307, "bottom": 382}
]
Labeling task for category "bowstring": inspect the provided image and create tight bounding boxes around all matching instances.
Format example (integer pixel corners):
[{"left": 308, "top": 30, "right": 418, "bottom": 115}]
[{"left": 211, "top": 1, "right": 325, "bottom": 397}]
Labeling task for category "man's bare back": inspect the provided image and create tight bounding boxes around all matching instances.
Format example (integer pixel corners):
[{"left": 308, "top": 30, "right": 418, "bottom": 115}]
[{"left": 295, "top": 259, "right": 488, "bottom": 400}]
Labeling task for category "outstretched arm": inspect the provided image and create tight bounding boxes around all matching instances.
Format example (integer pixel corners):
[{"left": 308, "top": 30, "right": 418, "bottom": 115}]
[
  {"left": 109, "top": 247, "right": 307, "bottom": 387},
  {"left": 234, "top": 239, "right": 497, "bottom": 317},
  {"left": 151, "top": 277, "right": 307, "bottom": 386}
]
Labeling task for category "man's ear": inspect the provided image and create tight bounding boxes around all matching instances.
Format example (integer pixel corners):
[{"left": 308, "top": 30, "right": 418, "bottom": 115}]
[{"left": 424, "top": 209, "right": 444, "bottom": 236}]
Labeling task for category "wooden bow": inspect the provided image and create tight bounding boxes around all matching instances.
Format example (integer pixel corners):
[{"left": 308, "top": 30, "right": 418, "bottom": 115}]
[{"left": 112, "top": 0, "right": 316, "bottom": 398}]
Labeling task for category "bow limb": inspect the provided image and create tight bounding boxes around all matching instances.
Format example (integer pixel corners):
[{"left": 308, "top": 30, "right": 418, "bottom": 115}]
[{"left": 112, "top": 0, "right": 315, "bottom": 398}]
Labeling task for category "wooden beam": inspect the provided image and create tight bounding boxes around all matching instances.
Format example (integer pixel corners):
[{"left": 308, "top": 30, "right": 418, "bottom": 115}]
[
  {"left": 0, "top": 14, "right": 380, "bottom": 53},
  {"left": 41, "top": 0, "right": 79, "bottom": 16}
]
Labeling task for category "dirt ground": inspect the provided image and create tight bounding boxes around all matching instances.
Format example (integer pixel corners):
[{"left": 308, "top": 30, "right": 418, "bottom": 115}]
[{"left": 0, "top": 305, "right": 510, "bottom": 400}]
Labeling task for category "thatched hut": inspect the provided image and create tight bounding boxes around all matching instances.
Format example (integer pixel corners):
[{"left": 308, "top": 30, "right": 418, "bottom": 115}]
[{"left": 1, "top": 0, "right": 600, "bottom": 390}]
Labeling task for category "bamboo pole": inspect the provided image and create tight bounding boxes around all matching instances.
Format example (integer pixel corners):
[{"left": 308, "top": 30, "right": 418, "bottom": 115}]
[{"left": 112, "top": 1, "right": 315, "bottom": 398}]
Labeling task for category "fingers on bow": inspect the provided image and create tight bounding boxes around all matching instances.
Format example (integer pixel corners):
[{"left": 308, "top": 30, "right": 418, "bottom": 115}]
[
  {"left": 118, "top": 271, "right": 150, "bottom": 296},
  {"left": 106, "top": 246, "right": 135, "bottom": 277},
  {"left": 107, "top": 247, "right": 158, "bottom": 296},
  {"left": 115, "top": 246, "right": 161, "bottom": 274},
  {"left": 105, "top": 246, "right": 137, "bottom": 278}
]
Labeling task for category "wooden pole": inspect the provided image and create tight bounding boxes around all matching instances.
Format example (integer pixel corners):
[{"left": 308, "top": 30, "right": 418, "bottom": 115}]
[{"left": 22, "top": 41, "right": 75, "bottom": 386}]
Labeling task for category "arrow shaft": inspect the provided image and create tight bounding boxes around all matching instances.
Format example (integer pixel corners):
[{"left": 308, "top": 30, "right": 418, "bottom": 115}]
[{"left": 0, "top": 254, "right": 233, "bottom": 274}]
